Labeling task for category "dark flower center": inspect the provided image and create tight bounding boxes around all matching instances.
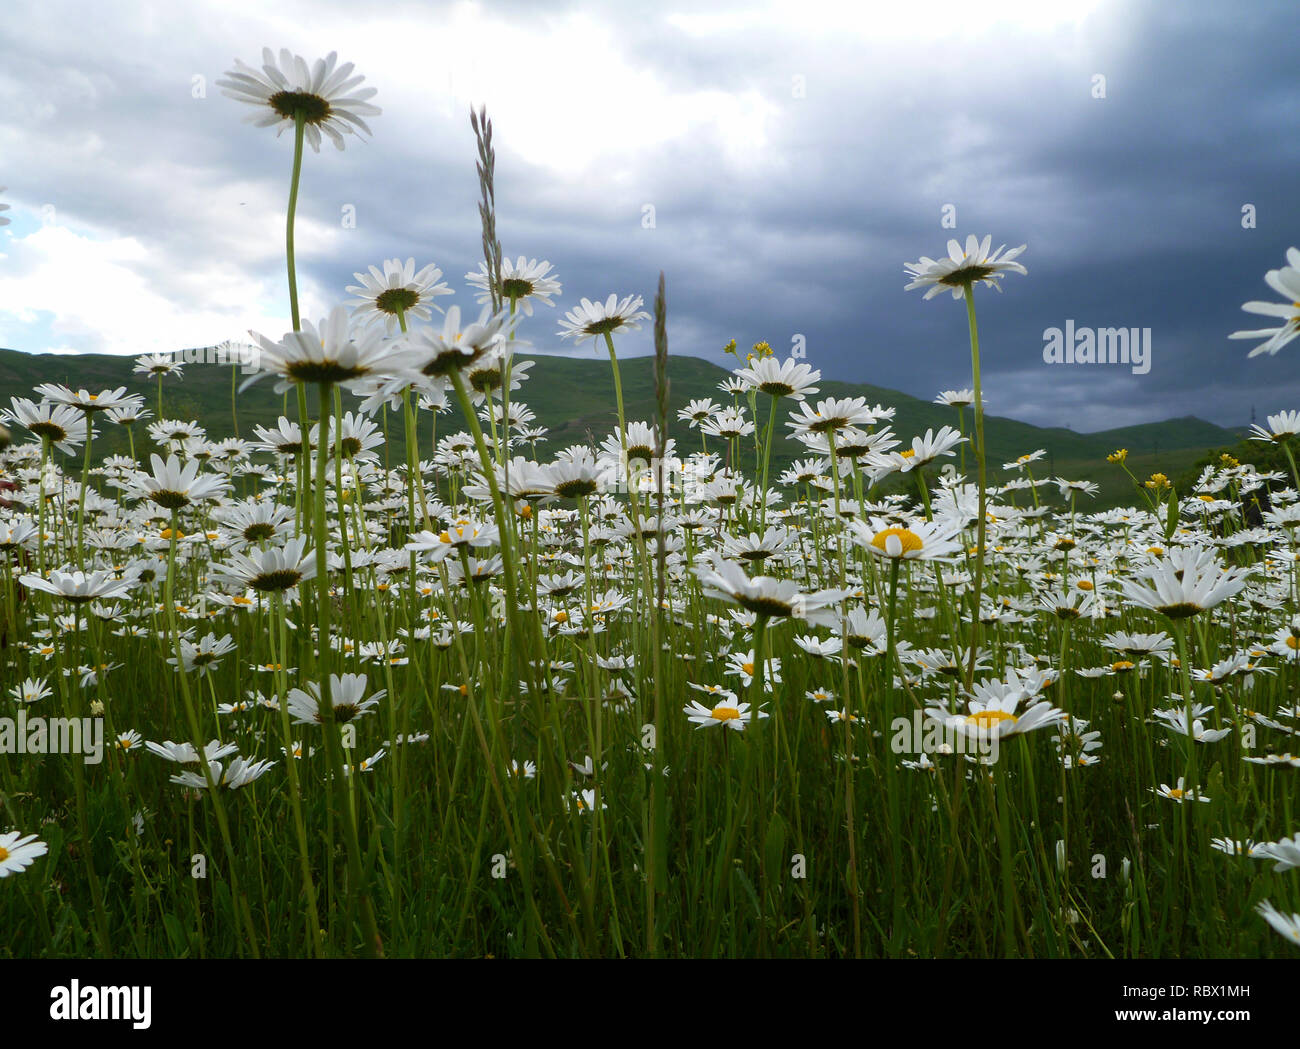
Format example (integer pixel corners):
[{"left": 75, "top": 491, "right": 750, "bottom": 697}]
[
  {"left": 555, "top": 478, "right": 598, "bottom": 499},
  {"left": 582, "top": 317, "right": 625, "bottom": 336},
  {"left": 29, "top": 421, "right": 69, "bottom": 442},
  {"left": 374, "top": 287, "right": 420, "bottom": 315},
  {"left": 938, "top": 264, "right": 997, "bottom": 287},
  {"left": 501, "top": 278, "right": 535, "bottom": 299},
  {"left": 251, "top": 569, "right": 302, "bottom": 593},
  {"left": 421, "top": 347, "right": 481, "bottom": 377},
  {"left": 740, "top": 595, "right": 793, "bottom": 617},
  {"left": 269, "top": 90, "right": 332, "bottom": 125},
  {"left": 285, "top": 360, "right": 369, "bottom": 384},
  {"left": 470, "top": 368, "right": 502, "bottom": 392},
  {"left": 151, "top": 490, "right": 191, "bottom": 511}
]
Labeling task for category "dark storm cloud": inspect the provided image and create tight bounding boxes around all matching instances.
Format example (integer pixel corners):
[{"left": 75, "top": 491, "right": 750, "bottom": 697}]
[{"left": 1, "top": 0, "right": 1295, "bottom": 429}]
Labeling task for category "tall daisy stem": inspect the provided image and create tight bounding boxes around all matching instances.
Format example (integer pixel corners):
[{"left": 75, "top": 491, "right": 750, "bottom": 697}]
[
  {"left": 286, "top": 112, "right": 306, "bottom": 332},
  {"left": 962, "top": 283, "right": 987, "bottom": 692}
]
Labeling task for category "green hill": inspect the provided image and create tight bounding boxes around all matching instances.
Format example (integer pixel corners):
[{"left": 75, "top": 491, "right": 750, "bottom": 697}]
[{"left": 0, "top": 346, "right": 1238, "bottom": 509}]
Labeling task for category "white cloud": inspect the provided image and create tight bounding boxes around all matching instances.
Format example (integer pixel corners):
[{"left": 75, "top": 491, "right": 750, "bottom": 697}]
[{"left": 0, "top": 221, "right": 292, "bottom": 355}]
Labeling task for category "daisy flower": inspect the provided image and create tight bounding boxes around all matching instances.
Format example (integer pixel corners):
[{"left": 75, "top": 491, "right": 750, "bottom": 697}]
[
  {"left": 848, "top": 516, "right": 964, "bottom": 561},
  {"left": 1228, "top": 247, "right": 1300, "bottom": 357},
  {"left": 568, "top": 789, "right": 608, "bottom": 813},
  {"left": 1255, "top": 899, "right": 1300, "bottom": 952},
  {"left": 247, "top": 305, "right": 413, "bottom": 393},
  {"left": 929, "top": 676, "right": 1067, "bottom": 747},
  {"left": 4, "top": 398, "right": 90, "bottom": 455},
  {"left": 904, "top": 234, "right": 1028, "bottom": 300},
  {"left": 210, "top": 535, "right": 316, "bottom": 593},
  {"left": 0, "top": 832, "right": 48, "bottom": 878},
  {"left": 683, "top": 698, "right": 763, "bottom": 731},
  {"left": 18, "top": 569, "right": 133, "bottom": 604},
  {"left": 1152, "top": 777, "right": 1210, "bottom": 803},
  {"left": 723, "top": 650, "right": 781, "bottom": 690},
  {"left": 1118, "top": 548, "right": 1251, "bottom": 619},
  {"left": 1249, "top": 410, "right": 1300, "bottom": 442},
  {"left": 406, "top": 303, "right": 519, "bottom": 377},
  {"left": 733, "top": 357, "right": 821, "bottom": 401},
  {"left": 785, "top": 396, "right": 879, "bottom": 435},
  {"left": 8, "top": 676, "right": 51, "bottom": 704},
  {"left": 170, "top": 756, "right": 277, "bottom": 791},
  {"left": 115, "top": 730, "right": 144, "bottom": 752},
  {"left": 133, "top": 353, "right": 184, "bottom": 379},
  {"left": 167, "top": 632, "right": 237, "bottom": 676},
  {"left": 32, "top": 384, "right": 137, "bottom": 415},
  {"left": 131, "top": 453, "right": 230, "bottom": 509},
  {"left": 467, "top": 256, "right": 562, "bottom": 315},
  {"left": 557, "top": 294, "right": 649, "bottom": 345},
  {"left": 694, "top": 556, "right": 848, "bottom": 626},
  {"left": 1251, "top": 833, "right": 1300, "bottom": 872},
  {"left": 347, "top": 257, "right": 453, "bottom": 332},
  {"left": 868, "top": 426, "right": 966, "bottom": 474},
  {"left": 144, "top": 739, "right": 240, "bottom": 764},
  {"left": 217, "top": 48, "right": 380, "bottom": 152},
  {"left": 286, "top": 672, "right": 385, "bottom": 725}
]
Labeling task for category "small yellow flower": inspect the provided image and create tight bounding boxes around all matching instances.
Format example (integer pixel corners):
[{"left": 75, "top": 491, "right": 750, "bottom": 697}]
[{"left": 1107, "top": 448, "right": 1128, "bottom": 464}]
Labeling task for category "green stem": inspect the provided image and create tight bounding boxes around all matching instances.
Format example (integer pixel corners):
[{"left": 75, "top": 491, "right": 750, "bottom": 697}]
[{"left": 286, "top": 113, "right": 306, "bottom": 332}]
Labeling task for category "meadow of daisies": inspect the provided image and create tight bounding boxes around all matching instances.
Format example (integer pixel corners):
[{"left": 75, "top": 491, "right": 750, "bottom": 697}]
[{"left": 2, "top": 48, "right": 1300, "bottom": 960}]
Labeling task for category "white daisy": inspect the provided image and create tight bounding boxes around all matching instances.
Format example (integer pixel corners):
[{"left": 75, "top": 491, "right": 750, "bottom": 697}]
[
  {"left": 0, "top": 832, "right": 48, "bottom": 878},
  {"left": 217, "top": 48, "right": 380, "bottom": 152},
  {"left": 1228, "top": 247, "right": 1300, "bottom": 357},
  {"left": 347, "top": 257, "right": 453, "bottom": 332},
  {"left": 557, "top": 293, "right": 649, "bottom": 345}
]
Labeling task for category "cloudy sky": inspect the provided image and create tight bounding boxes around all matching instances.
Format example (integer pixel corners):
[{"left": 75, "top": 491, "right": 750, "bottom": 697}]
[{"left": 1, "top": 0, "right": 1296, "bottom": 431}]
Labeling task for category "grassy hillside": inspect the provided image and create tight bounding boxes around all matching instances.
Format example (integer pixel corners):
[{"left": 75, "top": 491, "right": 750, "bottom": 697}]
[{"left": 0, "top": 346, "right": 1237, "bottom": 510}]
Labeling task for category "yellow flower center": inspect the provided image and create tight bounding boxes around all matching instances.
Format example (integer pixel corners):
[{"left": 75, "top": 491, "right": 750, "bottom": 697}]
[
  {"left": 742, "top": 662, "right": 755, "bottom": 675},
  {"left": 0, "top": 846, "right": 8, "bottom": 862},
  {"left": 900, "top": 449, "right": 915, "bottom": 458},
  {"left": 871, "top": 527, "right": 923, "bottom": 554},
  {"left": 711, "top": 705, "right": 741, "bottom": 721},
  {"left": 1287, "top": 636, "right": 1300, "bottom": 651},
  {"left": 1111, "top": 660, "right": 1135, "bottom": 672},
  {"left": 1076, "top": 580, "right": 1094, "bottom": 591},
  {"left": 964, "top": 710, "right": 1018, "bottom": 729},
  {"left": 1168, "top": 788, "right": 1184, "bottom": 800},
  {"left": 554, "top": 610, "right": 568, "bottom": 623}
]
